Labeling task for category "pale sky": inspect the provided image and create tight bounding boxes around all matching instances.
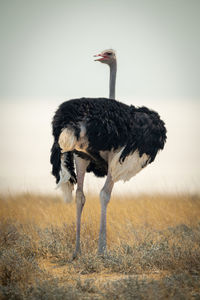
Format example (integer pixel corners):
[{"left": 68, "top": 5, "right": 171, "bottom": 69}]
[
  {"left": 0, "top": 0, "right": 200, "bottom": 195},
  {"left": 1, "top": 0, "right": 200, "bottom": 100}
]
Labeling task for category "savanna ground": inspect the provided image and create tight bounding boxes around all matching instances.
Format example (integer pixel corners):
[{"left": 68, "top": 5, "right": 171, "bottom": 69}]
[{"left": 0, "top": 192, "right": 200, "bottom": 299}]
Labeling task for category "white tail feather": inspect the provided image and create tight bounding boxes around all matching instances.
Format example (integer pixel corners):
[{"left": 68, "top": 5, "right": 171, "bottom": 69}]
[
  {"left": 56, "top": 154, "right": 74, "bottom": 203},
  {"left": 58, "top": 128, "right": 77, "bottom": 153},
  {"left": 60, "top": 181, "right": 74, "bottom": 203}
]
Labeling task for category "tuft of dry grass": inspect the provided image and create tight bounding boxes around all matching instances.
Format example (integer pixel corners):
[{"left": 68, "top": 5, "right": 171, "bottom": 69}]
[{"left": 0, "top": 192, "right": 200, "bottom": 299}]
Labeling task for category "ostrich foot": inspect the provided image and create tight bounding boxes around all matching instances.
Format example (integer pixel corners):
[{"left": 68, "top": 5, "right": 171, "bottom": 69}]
[
  {"left": 97, "top": 246, "right": 107, "bottom": 258},
  {"left": 72, "top": 249, "right": 81, "bottom": 260}
]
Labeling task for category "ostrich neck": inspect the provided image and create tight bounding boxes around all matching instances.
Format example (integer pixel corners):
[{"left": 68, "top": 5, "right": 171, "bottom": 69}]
[{"left": 109, "top": 61, "right": 117, "bottom": 99}]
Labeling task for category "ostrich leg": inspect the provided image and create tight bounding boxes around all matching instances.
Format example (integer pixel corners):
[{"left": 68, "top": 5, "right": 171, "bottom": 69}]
[
  {"left": 98, "top": 173, "right": 114, "bottom": 255},
  {"left": 73, "top": 155, "right": 89, "bottom": 259}
]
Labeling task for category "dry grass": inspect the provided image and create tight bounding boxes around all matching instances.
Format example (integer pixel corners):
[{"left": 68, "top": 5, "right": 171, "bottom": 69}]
[{"left": 0, "top": 192, "right": 200, "bottom": 299}]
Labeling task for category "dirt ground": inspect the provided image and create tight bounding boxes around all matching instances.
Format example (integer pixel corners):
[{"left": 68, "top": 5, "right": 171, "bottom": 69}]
[{"left": 0, "top": 193, "right": 200, "bottom": 299}]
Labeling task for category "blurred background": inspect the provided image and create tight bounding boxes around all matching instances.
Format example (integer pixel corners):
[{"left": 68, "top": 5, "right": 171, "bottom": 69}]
[{"left": 0, "top": 0, "right": 199, "bottom": 195}]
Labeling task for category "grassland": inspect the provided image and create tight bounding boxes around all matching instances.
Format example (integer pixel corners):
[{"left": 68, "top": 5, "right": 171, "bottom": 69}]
[{"left": 0, "top": 192, "right": 200, "bottom": 299}]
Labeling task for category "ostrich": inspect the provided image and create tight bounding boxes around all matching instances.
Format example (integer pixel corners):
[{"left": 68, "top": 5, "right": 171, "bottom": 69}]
[
  {"left": 50, "top": 52, "right": 167, "bottom": 259},
  {"left": 94, "top": 49, "right": 117, "bottom": 99}
]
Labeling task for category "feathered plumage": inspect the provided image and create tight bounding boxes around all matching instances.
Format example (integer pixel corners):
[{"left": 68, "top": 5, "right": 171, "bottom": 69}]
[{"left": 51, "top": 97, "right": 166, "bottom": 184}]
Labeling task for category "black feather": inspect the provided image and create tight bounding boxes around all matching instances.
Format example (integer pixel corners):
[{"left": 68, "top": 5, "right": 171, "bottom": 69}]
[
  {"left": 50, "top": 97, "right": 167, "bottom": 182},
  {"left": 50, "top": 142, "right": 61, "bottom": 184},
  {"left": 64, "top": 152, "right": 77, "bottom": 184}
]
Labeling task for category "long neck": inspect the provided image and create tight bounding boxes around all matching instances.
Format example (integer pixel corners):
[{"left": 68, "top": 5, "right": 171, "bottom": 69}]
[{"left": 109, "top": 61, "right": 117, "bottom": 99}]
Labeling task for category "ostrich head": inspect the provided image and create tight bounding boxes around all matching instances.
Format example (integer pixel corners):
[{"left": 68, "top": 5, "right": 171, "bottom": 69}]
[{"left": 94, "top": 49, "right": 116, "bottom": 65}]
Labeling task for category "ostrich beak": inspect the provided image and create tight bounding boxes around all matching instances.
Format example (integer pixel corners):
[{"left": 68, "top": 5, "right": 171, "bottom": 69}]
[{"left": 94, "top": 53, "right": 106, "bottom": 61}]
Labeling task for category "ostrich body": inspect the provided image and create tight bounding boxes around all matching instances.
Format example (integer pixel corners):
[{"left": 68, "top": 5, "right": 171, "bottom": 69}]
[{"left": 51, "top": 97, "right": 167, "bottom": 257}]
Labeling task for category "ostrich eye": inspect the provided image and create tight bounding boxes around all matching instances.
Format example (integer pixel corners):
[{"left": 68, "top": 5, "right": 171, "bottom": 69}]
[{"left": 106, "top": 52, "right": 112, "bottom": 56}]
